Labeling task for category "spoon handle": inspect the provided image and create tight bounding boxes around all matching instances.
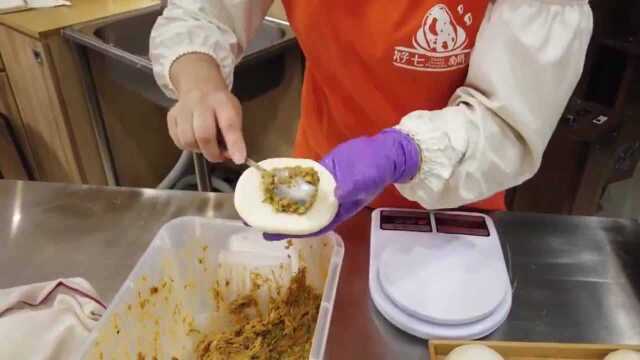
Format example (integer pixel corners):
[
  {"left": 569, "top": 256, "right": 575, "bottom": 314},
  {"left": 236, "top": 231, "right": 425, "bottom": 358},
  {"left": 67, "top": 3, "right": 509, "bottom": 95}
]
[{"left": 246, "top": 158, "right": 269, "bottom": 173}]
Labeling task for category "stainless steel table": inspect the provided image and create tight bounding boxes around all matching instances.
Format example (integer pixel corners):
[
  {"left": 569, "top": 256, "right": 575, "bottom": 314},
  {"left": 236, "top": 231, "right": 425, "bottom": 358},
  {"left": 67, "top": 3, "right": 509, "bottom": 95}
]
[{"left": 1, "top": 180, "right": 639, "bottom": 359}]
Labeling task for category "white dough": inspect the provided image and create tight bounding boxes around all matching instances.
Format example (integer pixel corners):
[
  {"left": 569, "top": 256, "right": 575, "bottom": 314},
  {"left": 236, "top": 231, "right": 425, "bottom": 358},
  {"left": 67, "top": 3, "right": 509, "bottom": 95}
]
[
  {"left": 445, "top": 344, "right": 504, "bottom": 360},
  {"left": 234, "top": 158, "right": 339, "bottom": 235},
  {"left": 604, "top": 350, "right": 640, "bottom": 360}
]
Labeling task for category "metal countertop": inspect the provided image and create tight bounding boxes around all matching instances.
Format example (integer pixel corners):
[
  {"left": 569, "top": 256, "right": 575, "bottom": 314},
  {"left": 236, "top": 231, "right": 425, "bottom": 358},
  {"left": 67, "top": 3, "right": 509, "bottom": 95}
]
[{"left": 1, "top": 180, "right": 638, "bottom": 359}]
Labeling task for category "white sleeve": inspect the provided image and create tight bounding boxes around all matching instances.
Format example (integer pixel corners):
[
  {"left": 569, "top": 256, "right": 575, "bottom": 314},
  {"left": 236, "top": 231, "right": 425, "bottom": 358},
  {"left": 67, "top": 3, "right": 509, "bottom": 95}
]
[
  {"left": 394, "top": 0, "right": 593, "bottom": 209},
  {"left": 150, "top": 0, "right": 273, "bottom": 98}
]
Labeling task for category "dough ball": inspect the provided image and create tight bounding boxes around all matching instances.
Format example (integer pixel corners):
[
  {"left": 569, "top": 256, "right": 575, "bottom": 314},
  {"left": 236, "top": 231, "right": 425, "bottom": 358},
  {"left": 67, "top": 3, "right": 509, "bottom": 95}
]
[
  {"left": 445, "top": 344, "right": 504, "bottom": 360},
  {"left": 604, "top": 350, "right": 640, "bottom": 360},
  {"left": 234, "top": 158, "right": 338, "bottom": 235}
]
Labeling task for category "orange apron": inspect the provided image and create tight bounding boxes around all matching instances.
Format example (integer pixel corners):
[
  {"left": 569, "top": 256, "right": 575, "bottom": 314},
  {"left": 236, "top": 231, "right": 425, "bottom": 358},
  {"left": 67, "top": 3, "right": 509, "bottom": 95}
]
[{"left": 282, "top": 1, "right": 505, "bottom": 211}]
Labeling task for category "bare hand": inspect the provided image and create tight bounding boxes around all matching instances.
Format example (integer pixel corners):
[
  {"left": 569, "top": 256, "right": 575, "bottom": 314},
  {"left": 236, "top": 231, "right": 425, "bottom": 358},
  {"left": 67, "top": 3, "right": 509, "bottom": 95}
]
[{"left": 168, "top": 53, "right": 246, "bottom": 164}]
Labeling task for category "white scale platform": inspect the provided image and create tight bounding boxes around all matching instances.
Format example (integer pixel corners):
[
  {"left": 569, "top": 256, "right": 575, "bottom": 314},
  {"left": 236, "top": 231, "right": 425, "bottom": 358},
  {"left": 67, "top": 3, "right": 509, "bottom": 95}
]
[{"left": 369, "top": 209, "right": 512, "bottom": 339}]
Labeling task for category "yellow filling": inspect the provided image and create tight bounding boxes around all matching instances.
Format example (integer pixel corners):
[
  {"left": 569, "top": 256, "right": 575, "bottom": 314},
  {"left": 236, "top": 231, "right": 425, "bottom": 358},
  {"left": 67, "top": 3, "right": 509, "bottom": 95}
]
[
  {"left": 261, "top": 166, "right": 320, "bottom": 215},
  {"left": 196, "top": 268, "right": 321, "bottom": 359}
]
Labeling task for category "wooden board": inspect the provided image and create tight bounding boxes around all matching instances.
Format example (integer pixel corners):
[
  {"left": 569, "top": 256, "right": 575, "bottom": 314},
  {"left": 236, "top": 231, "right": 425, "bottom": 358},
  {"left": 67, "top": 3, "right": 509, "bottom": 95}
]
[
  {"left": 429, "top": 340, "right": 640, "bottom": 360},
  {"left": 0, "top": 25, "right": 82, "bottom": 182}
]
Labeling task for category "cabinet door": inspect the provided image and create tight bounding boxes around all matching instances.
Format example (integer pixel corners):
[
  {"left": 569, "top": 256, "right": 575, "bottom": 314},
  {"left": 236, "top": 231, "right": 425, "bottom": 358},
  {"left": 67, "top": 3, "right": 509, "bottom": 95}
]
[
  {"left": 0, "top": 26, "right": 82, "bottom": 183},
  {"left": 0, "top": 114, "right": 28, "bottom": 179},
  {"left": 47, "top": 36, "right": 107, "bottom": 185},
  {"left": 0, "top": 72, "right": 36, "bottom": 177}
]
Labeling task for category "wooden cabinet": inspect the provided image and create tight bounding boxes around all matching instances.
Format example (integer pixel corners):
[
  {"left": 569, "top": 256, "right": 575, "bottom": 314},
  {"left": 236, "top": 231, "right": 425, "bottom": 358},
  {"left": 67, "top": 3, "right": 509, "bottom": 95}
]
[
  {"left": 0, "top": 25, "right": 107, "bottom": 184},
  {"left": 0, "top": 113, "right": 28, "bottom": 180},
  {"left": 47, "top": 35, "right": 107, "bottom": 185},
  {"left": 0, "top": 45, "right": 33, "bottom": 180},
  {"left": 0, "top": 27, "right": 80, "bottom": 182},
  {"left": 0, "top": 0, "right": 162, "bottom": 185},
  {"left": 0, "top": 70, "right": 34, "bottom": 175}
]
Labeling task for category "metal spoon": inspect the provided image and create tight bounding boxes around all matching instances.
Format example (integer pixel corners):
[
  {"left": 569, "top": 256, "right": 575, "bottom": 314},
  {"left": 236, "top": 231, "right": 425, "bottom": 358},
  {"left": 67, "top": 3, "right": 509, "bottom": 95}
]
[
  {"left": 246, "top": 158, "right": 270, "bottom": 174},
  {"left": 246, "top": 158, "right": 317, "bottom": 206},
  {"left": 215, "top": 121, "right": 317, "bottom": 207}
]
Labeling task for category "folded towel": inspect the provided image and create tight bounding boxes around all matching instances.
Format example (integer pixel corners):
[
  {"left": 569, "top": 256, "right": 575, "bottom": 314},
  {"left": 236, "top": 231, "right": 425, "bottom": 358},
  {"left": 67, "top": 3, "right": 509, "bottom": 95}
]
[
  {"left": 0, "top": 278, "right": 105, "bottom": 360},
  {"left": 0, "top": 0, "right": 71, "bottom": 14},
  {"left": 27, "top": 0, "right": 71, "bottom": 8}
]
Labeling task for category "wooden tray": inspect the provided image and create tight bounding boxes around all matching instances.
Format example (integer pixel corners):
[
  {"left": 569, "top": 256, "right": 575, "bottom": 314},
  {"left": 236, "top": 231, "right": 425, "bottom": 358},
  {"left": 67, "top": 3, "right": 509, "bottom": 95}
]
[{"left": 429, "top": 340, "right": 640, "bottom": 360}]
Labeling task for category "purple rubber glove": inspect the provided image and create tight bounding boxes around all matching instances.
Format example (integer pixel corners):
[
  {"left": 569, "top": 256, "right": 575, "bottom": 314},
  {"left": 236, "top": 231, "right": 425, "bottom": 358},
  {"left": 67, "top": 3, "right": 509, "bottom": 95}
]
[{"left": 264, "top": 129, "right": 421, "bottom": 240}]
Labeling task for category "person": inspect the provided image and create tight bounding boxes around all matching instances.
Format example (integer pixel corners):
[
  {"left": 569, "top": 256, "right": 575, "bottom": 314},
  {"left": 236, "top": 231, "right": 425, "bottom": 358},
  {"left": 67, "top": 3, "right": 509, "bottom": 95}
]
[{"left": 150, "top": 0, "right": 593, "bottom": 236}]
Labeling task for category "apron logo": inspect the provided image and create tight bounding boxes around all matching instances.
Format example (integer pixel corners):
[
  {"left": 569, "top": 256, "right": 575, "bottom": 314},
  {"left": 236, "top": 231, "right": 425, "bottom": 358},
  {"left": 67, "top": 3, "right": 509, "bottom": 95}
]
[{"left": 393, "top": 3, "right": 472, "bottom": 72}]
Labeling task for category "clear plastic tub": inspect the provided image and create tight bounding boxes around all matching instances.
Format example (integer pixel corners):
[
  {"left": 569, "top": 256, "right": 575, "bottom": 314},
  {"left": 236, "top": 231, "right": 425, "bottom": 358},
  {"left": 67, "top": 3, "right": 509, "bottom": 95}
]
[{"left": 78, "top": 217, "right": 344, "bottom": 360}]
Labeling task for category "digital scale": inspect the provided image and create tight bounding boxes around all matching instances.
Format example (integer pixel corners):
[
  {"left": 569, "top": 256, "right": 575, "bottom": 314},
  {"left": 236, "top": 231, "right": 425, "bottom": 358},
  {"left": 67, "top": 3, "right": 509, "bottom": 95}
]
[{"left": 369, "top": 209, "right": 512, "bottom": 339}]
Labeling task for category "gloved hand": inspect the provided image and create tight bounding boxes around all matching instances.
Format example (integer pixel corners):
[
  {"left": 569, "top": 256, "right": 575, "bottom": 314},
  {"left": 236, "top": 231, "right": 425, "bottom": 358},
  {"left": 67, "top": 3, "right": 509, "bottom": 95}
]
[{"left": 264, "top": 129, "right": 421, "bottom": 240}]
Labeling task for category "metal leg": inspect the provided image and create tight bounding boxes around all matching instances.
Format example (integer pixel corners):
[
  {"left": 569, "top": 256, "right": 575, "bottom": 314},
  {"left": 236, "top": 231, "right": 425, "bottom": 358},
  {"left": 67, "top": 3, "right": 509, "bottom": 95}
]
[{"left": 193, "top": 153, "right": 212, "bottom": 192}]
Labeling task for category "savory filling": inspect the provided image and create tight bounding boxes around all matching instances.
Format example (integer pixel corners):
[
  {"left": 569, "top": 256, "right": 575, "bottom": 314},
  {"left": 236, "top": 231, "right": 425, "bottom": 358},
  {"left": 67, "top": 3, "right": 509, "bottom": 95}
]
[
  {"left": 196, "top": 268, "right": 321, "bottom": 359},
  {"left": 262, "top": 166, "right": 320, "bottom": 214}
]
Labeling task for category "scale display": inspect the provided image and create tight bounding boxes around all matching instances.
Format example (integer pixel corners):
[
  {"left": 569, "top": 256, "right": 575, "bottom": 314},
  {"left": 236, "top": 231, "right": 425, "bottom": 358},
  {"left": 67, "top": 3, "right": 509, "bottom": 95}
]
[
  {"left": 434, "top": 212, "right": 490, "bottom": 236},
  {"left": 380, "top": 210, "right": 431, "bottom": 232},
  {"left": 380, "top": 210, "right": 490, "bottom": 236}
]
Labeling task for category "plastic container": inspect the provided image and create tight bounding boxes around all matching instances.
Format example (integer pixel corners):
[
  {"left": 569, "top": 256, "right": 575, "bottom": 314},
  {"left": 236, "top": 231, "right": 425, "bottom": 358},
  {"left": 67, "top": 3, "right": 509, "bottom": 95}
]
[{"left": 78, "top": 217, "right": 344, "bottom": 360}]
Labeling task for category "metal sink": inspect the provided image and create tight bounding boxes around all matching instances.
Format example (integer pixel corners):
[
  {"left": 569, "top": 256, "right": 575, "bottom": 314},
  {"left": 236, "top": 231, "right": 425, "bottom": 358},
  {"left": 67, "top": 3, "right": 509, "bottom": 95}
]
[
  {"left": 93, "top": 8, "right": 293, "bottom": 64},
  {"left": 62, "top": 5, "right": 297, "bottom": 188},
  {"left": 64, "top": 5, "right": 296, "bottom": 108}
]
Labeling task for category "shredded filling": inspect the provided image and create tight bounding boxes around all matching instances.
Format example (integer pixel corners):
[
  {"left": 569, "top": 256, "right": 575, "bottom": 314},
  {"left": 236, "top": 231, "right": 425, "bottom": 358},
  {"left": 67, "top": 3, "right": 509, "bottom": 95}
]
[
  {"left": 261, "top": 166, "right": 320, "bottom": 214},
  {"left": 196, "top": 269, "right": 321, "bottom": 359}
]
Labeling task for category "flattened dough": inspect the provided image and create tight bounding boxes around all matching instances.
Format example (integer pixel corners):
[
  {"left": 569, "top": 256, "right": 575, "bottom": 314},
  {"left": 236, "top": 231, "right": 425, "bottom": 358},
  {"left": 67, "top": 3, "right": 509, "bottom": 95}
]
[
  {"left": 604, "top": 350, "right": 640, "bottom": 360},
  {"left": 445, "top": 344, "right": 504, "bottom": 360},
  {"left": 234, "top": 158, "right": 338, "bottom": 235}
]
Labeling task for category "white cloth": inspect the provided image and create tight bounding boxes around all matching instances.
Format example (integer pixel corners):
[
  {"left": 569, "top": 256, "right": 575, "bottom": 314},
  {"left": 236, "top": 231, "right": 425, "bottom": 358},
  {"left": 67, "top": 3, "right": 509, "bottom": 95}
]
[
  {"left": 0, "top": 0, "right": 70, "bottom": 13},
  {"left": 0, "top": 278, "right": 105, "bottom": 360},
  {"left": 150, "top": 0, "right": 273, "bottom": 95},
  {"left": 27, "top": 0, "right": 71, "bottom": 8},
  {"left": 149, "top": 0, "right": 593, "bottom": 209}
]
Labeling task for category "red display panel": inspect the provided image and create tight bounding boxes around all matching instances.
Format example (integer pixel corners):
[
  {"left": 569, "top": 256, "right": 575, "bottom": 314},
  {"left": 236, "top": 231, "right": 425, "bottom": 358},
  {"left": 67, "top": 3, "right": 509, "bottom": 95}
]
[
  {"left": 434, "top": 212, "right": 490, "bottom": 236},
  {"left": 380, "top": 210, "right": 431, "bottom": 232}
]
